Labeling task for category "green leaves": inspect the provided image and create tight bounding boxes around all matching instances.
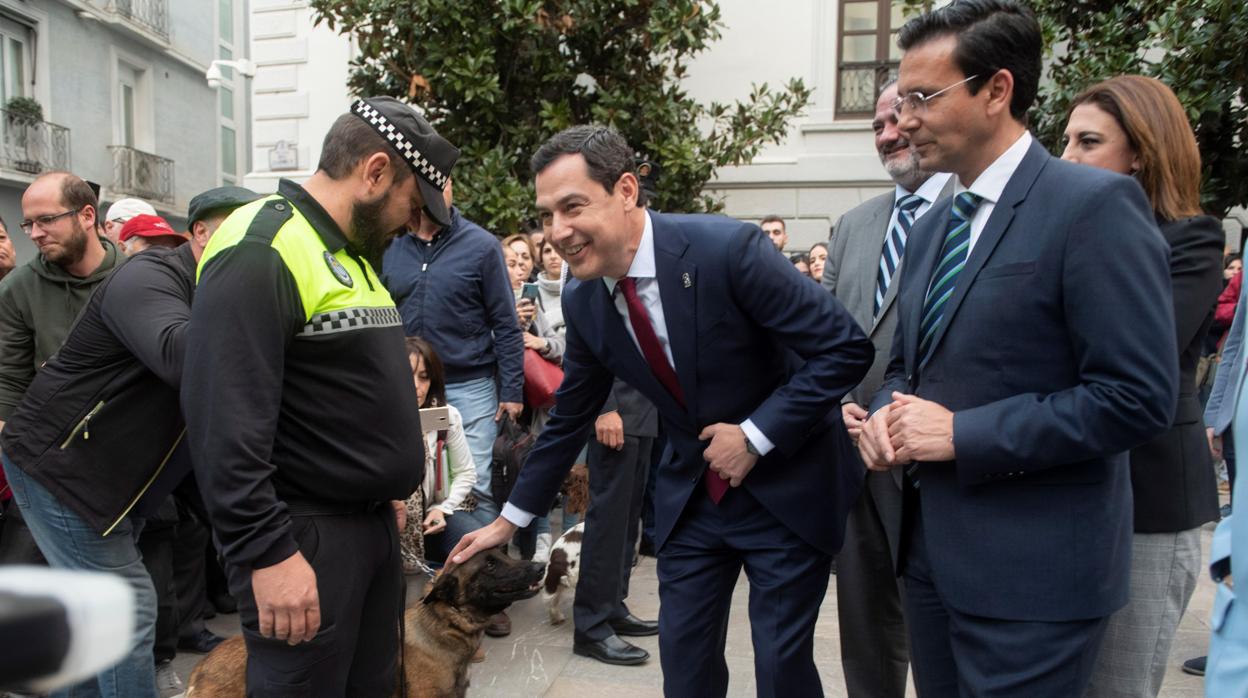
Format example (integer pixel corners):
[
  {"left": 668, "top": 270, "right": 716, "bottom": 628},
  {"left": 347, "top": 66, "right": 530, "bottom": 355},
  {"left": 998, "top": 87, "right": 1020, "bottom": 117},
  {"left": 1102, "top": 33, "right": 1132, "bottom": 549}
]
[
  {"left": 899, "top": 0, "right": 1246, "bottom": 218},
  {"left": 1030, "top": 0, "right": 1247, "bottom": 218},
  {"left": 309, "top": 0, "right": 809, "bottom": 233}
]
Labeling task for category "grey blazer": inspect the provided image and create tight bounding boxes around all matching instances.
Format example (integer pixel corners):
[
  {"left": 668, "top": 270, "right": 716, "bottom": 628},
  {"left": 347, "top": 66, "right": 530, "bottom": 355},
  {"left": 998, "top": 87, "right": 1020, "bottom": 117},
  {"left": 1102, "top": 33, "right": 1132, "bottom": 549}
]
[{"left": 823, "top": 177, "right": 956, "bottom": 407}]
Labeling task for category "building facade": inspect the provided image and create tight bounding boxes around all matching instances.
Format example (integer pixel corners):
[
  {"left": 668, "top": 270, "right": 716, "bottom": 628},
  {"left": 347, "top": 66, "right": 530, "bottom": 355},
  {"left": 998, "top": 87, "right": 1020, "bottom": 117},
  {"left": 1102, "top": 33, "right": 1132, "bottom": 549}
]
[
  {"left": 3, "top": 0, "right": 249, "bottom": 265},
  {"left": 242, "top": 0, "right": 901, "bottom": 255},
  {"left": 241, "top": 0, "right": 1243, "bottom": 253}
]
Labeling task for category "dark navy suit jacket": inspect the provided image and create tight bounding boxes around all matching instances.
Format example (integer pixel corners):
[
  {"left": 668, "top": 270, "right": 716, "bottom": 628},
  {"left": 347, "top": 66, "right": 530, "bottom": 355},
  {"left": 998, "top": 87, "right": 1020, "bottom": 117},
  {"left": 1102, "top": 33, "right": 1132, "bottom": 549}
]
[
  {"left": 508, "top": 212, "right": 874, "bottom": 555},
  {"left": 871, "top": 139, "right": 1179, "bottom": 621}
]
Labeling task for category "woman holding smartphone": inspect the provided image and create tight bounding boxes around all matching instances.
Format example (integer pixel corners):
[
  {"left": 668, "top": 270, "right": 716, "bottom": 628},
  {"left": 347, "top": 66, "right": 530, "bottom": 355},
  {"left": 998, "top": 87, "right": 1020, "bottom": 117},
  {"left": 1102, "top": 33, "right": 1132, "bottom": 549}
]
[
  {"left": 502, "top": 234, "right": 564, "bottom": 362},
  {"left": 398, "top": 337, "right": 481, "bottom": 567}
]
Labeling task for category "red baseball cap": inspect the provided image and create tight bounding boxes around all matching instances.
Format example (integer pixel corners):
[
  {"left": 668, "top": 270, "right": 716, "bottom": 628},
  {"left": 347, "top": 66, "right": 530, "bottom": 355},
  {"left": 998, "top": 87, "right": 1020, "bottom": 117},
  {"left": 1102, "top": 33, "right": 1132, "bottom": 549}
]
[{"left": 118, "top": 214, "right": 186, "bottom": 243}]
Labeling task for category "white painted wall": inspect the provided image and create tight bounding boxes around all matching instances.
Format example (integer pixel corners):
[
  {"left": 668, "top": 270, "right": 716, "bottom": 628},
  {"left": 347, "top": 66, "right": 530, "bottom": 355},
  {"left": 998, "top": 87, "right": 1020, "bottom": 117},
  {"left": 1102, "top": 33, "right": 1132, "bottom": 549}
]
[
  {"left": 242, "top": 0, "right": 889, "bottom": 250},
  {"left": 245, "top": 0, "right": 356, "bottom": 192}
]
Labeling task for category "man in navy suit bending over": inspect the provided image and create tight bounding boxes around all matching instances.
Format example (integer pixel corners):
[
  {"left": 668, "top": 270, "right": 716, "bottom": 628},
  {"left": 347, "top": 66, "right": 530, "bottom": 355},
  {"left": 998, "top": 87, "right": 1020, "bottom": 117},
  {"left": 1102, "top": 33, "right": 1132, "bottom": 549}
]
[
  {"left": 450, "top": 126, "right": 873, "bottom": 696},
  {"left": 857, "top": 1, "right": 1179, "bottom": 695}
]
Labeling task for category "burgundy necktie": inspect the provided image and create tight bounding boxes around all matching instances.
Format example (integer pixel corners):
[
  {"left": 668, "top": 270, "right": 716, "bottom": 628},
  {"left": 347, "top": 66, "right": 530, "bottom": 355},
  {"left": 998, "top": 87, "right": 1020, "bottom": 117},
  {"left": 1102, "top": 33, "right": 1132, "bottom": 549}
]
[{"left": 617, "top": 277, "right": 728, "bottom": 504}]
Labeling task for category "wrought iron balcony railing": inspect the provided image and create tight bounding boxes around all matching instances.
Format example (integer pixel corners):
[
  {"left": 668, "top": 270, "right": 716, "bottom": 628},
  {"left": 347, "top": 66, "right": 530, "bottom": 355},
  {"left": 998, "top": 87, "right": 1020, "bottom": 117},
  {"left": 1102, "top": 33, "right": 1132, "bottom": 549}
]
[
  {"left": 0, "top": 110, "right": 71, "bottom": 175},
  {"left": 838, "top": 62, "right": 900, "bottom": 116},
  {"left": 109, "top": 145, "right": 174, "bottom": 205},
  {"left": 109, "top": 0, "right": 169, "bottom": 40}
]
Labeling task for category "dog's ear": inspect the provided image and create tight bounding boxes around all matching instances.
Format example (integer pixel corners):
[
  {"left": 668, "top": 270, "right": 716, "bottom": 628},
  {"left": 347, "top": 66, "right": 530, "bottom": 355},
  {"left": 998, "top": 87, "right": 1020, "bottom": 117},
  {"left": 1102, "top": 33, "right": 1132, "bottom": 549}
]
[
  {"left": 422, "top": 574, "right": 459, "bottom": 607},
  {"left": 544, "top": 549, "right": 568, "bottom": 595}
]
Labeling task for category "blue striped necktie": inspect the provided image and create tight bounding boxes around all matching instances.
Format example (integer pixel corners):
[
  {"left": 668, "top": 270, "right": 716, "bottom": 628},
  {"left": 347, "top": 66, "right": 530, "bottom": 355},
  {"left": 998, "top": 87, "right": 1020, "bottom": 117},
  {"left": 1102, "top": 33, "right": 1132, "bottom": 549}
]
[
  {"left": 918, "top": 191, "right": 984, "bottom": 365},
  {"left": 875, "top": 194, "right": 924, "bottom": 317}
]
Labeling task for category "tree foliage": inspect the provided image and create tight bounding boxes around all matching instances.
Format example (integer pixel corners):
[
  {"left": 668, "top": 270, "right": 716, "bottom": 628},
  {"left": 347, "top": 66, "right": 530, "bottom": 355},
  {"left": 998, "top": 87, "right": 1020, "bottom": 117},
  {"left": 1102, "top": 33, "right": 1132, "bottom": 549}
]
[
  {"left": 904, "top": 0, "right": 1247, "bottom": 218},
  {"left": 310, "top": 0, "right": 812, "bottom": 234}
]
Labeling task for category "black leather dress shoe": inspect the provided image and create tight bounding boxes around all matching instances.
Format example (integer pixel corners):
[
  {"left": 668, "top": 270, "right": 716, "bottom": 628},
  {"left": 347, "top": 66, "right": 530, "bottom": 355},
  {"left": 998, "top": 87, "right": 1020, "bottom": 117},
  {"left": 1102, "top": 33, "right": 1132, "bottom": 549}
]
[
  {"left": 573, "top": 634, "right": 649, "bottom": 666},
  {"left": 609, "top": 613, "right": 659, "bottom": 637}
]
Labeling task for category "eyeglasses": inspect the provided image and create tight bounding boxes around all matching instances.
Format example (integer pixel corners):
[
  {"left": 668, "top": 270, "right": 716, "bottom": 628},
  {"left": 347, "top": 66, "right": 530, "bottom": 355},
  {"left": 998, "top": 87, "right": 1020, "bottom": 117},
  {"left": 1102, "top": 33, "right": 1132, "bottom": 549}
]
[
  {"left": 891, "top": 75, "right": 980, "bottom": 115},
  {"left": 20, "top": 208, "right": 81, "bottom": 234}
]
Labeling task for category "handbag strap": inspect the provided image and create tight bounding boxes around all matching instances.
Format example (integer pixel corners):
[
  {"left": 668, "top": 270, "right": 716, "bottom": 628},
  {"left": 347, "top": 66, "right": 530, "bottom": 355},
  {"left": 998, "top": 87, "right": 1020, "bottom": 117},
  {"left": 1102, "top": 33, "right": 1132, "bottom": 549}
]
[{"left": 435, "top": 438, "right": 445, "bottom": 494}]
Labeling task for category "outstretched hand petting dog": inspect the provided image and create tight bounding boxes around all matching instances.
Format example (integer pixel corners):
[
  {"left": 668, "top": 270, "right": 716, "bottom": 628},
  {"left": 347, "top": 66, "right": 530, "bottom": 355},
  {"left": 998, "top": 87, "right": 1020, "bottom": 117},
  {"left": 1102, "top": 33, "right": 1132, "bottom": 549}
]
[{"left": 447, "top": 517, "right": 518, "bottom": 569}]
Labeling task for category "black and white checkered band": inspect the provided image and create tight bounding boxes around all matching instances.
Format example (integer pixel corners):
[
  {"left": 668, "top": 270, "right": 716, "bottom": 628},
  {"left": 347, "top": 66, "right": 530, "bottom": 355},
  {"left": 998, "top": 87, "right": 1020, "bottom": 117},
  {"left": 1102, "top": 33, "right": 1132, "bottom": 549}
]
[
  {"left": 350, "top": 100, "right": 448, "bottom": 190},
  {"left": 298, "top": 306, "right": 403, "bottom": 337}
]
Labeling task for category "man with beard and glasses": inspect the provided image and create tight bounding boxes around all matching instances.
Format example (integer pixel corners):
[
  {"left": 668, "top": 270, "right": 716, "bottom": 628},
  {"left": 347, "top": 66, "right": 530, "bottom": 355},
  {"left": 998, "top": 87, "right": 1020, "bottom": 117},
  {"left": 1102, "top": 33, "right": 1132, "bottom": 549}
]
[
  {"left": 822, "top": 80, "right": 953, "bottom": 698},
  {"left": 0, "top": 173, "right": 121, "bottom": 430},
  {"left": 180, "top": 97, "right": 459, "bottom": 696},
  {"left": 0, "top": 174, "right": 120, "bottom": 571}
]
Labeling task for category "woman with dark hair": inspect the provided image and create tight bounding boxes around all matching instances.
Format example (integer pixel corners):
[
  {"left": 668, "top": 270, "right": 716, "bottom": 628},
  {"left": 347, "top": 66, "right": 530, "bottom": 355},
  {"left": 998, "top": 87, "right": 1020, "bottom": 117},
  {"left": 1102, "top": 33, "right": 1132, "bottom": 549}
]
[
  {"left": 806, "top": 242, "right": 828, "bottom": 282},
  {"left": 1062, "top": 75, "right": 1224, "bottom": 697},
  {"left": 398, "top": 337, "right": 481, "bottom": 568},
  {"left": 1225, "top": 254, "right": 1242, "bottom": 282}
]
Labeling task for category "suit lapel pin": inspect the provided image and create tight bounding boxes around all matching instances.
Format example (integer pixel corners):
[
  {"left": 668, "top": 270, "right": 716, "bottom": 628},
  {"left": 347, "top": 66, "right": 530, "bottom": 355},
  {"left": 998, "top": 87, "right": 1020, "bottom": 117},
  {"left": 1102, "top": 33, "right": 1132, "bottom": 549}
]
[{"left": 682, "top": 272, "right": 692, "bottom": 288}]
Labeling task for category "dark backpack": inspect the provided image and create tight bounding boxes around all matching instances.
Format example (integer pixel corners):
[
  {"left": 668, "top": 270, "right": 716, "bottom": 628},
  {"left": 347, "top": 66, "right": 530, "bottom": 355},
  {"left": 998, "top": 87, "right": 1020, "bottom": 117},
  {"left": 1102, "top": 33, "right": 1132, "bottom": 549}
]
[{"left": 490, "top": 415, "right": 536, "bottom": 506}]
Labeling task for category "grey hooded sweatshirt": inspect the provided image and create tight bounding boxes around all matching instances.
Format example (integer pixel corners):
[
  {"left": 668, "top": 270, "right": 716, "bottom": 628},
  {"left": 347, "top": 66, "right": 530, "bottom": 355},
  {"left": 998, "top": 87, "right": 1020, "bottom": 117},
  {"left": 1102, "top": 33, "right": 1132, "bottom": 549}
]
[{"left": 0, "top": 236, "right": 121, "bottom": 419}]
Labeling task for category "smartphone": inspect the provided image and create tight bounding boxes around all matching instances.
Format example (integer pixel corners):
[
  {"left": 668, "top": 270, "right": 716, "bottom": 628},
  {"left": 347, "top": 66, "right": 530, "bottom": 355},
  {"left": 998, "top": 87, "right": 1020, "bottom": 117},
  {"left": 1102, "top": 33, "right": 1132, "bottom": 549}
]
[
  {"left": 521, "top": 282, "right": 541, "bottom": 303},
  {"left": 419, "top": 406, "right": 450, "bottom": 433}
]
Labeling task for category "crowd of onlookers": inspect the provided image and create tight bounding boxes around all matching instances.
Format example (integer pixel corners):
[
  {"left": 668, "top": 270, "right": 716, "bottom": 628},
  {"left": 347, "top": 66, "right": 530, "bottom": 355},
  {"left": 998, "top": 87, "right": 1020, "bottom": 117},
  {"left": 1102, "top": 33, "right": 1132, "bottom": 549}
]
[
  {"left": 0, "top": 158, "right": 665, "bottom": 694},
  {"left": 0, "top": 1, "right": 1245, "bottom": 695}
]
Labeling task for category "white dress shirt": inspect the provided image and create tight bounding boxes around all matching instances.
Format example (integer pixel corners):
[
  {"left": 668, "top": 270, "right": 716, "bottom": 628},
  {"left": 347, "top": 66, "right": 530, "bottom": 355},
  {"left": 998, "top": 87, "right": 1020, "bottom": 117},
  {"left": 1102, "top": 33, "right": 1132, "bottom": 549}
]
[
  {"left": 960, "top": 131, "right": 1032, "bottom": 253},
  {"left": 501, "top": 210, "right": 773, "bottom": 528}
]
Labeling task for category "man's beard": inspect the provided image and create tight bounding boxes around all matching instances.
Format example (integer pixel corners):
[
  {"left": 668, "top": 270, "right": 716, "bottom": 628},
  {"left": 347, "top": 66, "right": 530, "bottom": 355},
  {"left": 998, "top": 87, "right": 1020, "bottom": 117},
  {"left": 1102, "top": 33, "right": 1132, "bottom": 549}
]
[
  {"left": 44, "top": 220, "right": 90, "bottom": 268},
  {"left": 350, "top": 194, "right": 398, "bottom": 266},
  {"left": 883, "top": 145, "right": 933, "bottom": 191}
]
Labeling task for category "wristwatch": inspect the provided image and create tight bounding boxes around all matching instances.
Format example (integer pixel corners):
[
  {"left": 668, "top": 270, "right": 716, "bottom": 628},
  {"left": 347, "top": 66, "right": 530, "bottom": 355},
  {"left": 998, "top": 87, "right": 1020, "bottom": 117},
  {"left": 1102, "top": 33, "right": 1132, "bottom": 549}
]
[{"left": 744, "top": 436, "right": 760, "bottom": 457}]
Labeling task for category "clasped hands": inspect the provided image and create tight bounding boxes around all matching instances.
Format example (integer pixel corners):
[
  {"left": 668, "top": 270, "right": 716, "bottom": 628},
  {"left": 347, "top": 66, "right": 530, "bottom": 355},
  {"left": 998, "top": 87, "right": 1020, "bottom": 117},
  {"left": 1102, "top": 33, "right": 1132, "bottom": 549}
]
[{"left": 852, "top": 392, "right": 955, "bottom": 471}]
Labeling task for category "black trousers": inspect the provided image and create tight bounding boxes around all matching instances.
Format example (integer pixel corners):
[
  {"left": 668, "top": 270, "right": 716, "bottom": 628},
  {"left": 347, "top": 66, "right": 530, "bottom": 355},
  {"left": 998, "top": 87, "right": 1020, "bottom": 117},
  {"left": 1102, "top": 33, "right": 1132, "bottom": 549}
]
[
  {"left": 225, "top": 506, "right": 402, "bottom": 698},
  {"left": 173, "top": 500, "right": 210, "bottom": 641},
  {"left": 574, "top": 435, "right": 651, "bottom": 642},
  {"left": 138, "top": 522, "right": 178, "bottom": 664}
]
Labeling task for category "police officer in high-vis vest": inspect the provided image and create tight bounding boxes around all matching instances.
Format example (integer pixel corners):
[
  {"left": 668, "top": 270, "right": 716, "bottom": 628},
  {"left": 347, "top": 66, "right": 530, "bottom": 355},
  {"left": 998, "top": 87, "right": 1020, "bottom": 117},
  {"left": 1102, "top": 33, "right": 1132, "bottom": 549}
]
[{"left": 182, "top": 97, "right": 460, "bottom": 696}]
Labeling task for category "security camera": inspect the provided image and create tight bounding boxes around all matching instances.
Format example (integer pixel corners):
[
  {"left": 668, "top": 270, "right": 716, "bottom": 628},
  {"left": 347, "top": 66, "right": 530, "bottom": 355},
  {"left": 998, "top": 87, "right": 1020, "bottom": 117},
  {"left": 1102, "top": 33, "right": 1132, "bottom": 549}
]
[{"left": 205, "top": 63, "right": 224, "bottom": 89}]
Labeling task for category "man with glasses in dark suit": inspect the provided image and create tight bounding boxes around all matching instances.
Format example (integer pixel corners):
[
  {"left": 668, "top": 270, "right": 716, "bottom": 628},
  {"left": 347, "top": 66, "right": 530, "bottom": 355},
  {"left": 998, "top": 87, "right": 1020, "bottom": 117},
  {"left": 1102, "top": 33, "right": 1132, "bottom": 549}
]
[{"left": 857, "top": 2, "right": 1178, "bottom": 694}]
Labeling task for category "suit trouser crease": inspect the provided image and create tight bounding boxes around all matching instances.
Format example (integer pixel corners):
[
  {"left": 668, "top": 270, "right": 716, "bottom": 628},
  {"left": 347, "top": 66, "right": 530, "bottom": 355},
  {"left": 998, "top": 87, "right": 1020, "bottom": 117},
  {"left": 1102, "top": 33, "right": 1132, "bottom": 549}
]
[
  {"left": 574, "top": 435, "right": 651, "bottom": 642},
  {"left": 657, "top": 488, "right": 830, "bottom": 698}
]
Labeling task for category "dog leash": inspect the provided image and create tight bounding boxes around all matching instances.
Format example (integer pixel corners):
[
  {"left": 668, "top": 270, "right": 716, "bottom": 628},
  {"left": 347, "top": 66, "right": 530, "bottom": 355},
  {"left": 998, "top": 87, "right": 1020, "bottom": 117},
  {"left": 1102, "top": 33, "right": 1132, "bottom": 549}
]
[{"left": 412, "top": 558, "right": 439, "bottom": 578}]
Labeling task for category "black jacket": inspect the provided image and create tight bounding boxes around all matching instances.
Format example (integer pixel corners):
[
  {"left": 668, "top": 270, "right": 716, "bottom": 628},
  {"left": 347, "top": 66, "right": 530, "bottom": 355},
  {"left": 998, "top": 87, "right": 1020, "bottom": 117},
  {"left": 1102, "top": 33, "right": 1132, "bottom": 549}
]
[
  {"left": 0, "top": 245, "right": 195, "bottom": 535},
  {"left": 1129, "top": 215, "right": 1224, "bottom": 532}
]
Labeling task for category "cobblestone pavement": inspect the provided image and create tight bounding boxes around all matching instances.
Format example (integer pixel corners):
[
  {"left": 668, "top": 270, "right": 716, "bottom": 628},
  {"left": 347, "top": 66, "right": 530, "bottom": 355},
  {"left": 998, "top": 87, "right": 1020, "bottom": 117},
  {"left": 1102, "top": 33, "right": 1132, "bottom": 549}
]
[{"left": 181, "top": 511, "right": 1222, "bottom": 697}]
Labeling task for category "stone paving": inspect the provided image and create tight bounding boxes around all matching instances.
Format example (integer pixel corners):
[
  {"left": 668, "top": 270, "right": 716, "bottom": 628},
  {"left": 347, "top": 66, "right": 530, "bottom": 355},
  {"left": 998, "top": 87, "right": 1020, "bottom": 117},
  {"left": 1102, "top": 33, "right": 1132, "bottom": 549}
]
[{"left": 182, "top": 509, "right": 1222, "bottom": 697}]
